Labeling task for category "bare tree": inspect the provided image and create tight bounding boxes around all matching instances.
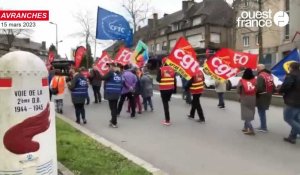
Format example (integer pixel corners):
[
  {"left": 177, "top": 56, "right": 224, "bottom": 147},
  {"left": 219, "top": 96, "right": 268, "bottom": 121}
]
[
  {"left": 122, "top": 0, "right": 151, "bottom": 33},
  {"left": 0, "top": 29, "right": 32, "bottom": 50},
  {"left": 73, "top": 11, "right": 95, "bottom": 68}
]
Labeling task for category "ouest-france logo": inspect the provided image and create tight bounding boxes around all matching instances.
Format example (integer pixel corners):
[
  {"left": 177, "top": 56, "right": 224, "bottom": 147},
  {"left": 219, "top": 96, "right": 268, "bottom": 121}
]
[{"left": 237, "top": 9, "right": 289, "bottom": 28}]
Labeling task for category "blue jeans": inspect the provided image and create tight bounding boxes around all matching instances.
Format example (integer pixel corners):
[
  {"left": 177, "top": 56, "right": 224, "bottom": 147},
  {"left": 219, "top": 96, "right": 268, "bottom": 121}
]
[
  {"left": 143, "top": 97, "right": 153, "bottom": 111},
  {"left": 284, "top": 106, "right": 300, "bottom": 140},
  {"left": 217, "top": 93, "right": 224, "bottom": 107},
  {"left": 257, "top": 108, "right": 267, "bottom": 130}
]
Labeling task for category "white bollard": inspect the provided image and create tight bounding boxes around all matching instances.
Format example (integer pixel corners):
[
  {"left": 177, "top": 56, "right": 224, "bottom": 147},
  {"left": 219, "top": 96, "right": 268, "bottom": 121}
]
[{"left": 0, "top": 51, "right": 57, "bottom": 175}]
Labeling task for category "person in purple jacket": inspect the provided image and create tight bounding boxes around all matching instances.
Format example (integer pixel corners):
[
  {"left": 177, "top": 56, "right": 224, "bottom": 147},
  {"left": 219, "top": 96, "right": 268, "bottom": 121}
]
[{"left": 117, "top": 64, "right": 137, "bottom": 117}]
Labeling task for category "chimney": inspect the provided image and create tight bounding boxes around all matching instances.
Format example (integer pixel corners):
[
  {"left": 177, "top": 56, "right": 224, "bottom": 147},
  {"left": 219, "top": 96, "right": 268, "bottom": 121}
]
[
  {"left": 164, "top": 13, "right": 168, "bottom": 17},
  {"left": 153, "top": 13, "right": 158, "bottom": 21},
  {"left": 182, "top": 0, "right": 194, "bottom": 12},
  {"left": 148, "top": 19, "right": 154, "bottom": 29},
  {"left": 42, "top": 41, "right": 46, "bottom": 50}
]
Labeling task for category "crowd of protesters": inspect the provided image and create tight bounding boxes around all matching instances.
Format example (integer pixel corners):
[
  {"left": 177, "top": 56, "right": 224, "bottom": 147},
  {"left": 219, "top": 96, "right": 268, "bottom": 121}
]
[{"left": 48, "top": 60, "right": 300, "bottom": 144}]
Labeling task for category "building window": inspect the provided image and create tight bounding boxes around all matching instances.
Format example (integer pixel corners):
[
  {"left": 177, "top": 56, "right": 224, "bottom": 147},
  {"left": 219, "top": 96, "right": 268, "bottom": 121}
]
[
  {"left": 244, "top": 0, "right": 249, "bottom": 6},
  {"left": 160, "top": 29, "right": 165, "bottom": 35},
  {"left": 187, "top": 34, "right": 204, "bottom": 48},
  {"left": 243, "top": 36, "right": 250, "bottom": 47},
  {"left": 285, "top": 0, "right": 290, "bottom": 40},
  {"left": 156, "top": 43, "right": 161, "bottom": 51},
  {"left": 169, "top": 40, "right": 176, "bottom": 49},
  {"left": 255, "top": 35, "right": 259, "bottom": 45},
  {"left": 192, "top": 17, "right": 202, "bottom": 26},
  {"left": 210, "top": 33, "right": 221, "bottom": 44},
  {"left": 151, "top": 44, "right": 155, "bottom": 52},
  {"left": 162, "top": 41, "right": 167, "bottom": 50},
  {"left": 285, "top": 23, "right": 290, "bottom": 40},
  {"left": 171, "top": 23, "right": 178, "bottom": 31}
]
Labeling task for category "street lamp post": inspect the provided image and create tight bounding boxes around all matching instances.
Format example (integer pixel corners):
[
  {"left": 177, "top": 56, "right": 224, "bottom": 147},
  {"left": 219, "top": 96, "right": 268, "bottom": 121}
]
[{"left": 49, "top": 22, "right": 58, "bottom": 54}]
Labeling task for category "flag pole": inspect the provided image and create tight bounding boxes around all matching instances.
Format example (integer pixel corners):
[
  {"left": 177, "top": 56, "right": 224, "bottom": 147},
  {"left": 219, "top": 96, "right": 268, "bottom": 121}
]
[{"left": 94, "top": 39, "right": 97, "bottom": 60}]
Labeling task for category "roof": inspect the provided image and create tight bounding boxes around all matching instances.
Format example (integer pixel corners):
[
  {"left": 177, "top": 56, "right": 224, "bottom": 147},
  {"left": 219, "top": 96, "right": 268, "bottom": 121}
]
[
  {"left": 134, "top": 0, "right": 233, "bottom": 42},
  {"left": 0, "top": 34, "right": 46, "bottom": 51}
]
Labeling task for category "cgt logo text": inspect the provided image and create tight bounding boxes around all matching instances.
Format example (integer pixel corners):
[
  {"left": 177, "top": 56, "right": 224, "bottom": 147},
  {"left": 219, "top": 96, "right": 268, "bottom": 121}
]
[{"left": 237, "top": 9, "right": 289, "bottom": 28}]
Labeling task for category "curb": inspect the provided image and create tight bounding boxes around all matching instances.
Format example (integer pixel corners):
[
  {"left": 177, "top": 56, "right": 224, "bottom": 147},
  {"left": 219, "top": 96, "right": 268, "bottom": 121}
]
[
  {"left": 58, "top": 162, "right": 74, "bottom": 175},
  {"left": 57, "top": 114, "right": 167, "bottom": 175}
]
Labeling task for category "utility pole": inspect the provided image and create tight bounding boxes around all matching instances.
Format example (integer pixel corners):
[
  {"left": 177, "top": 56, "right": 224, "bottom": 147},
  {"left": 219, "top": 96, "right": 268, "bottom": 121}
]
[{"left": 258, "top": 0, "right": 264, "bottom": 63}]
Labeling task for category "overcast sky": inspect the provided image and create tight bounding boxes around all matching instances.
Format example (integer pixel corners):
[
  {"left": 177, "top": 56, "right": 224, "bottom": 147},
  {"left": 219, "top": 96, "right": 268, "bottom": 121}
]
[{"left": 0, "top": 0, "right": 232, "bottom": 59}]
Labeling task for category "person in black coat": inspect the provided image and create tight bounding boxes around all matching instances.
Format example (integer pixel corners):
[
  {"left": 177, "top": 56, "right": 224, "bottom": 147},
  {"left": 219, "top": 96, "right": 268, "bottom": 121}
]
[{"left": 279, "top": 62, "right": 300, "bottom": 144}]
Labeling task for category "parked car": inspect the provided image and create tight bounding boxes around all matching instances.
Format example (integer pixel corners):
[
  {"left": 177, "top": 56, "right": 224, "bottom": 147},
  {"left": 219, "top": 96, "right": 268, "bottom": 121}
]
[
  {"left": 200, "top": 67, "right": 215, "bottom": 88},
  {"left": 227, "top": 71, "right": 283, "bottom": 90}
]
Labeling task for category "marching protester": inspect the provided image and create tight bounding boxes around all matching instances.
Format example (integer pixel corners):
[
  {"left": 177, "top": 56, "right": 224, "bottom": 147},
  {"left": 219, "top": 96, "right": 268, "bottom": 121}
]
[
  {"left": 215, "top": 79, "right": 227, "bottom": 109},
  {"left": 103, "top": 61, "right": 123, "bottom": 128},
  {"left": 185, "top": 69, "right": 206, "bottom": 123},
  {"left": 48, "top": 66, "right": 56, "bottom": 101},
  {"left": 68, "top": 67, "right": 89, "bottom": 124},
  {"left": 89, "top": 65, "right": 102, "bottom": 104},
  {"left": 81, "top": 67, "right": 90, "bottom": 105},
  {"left": 181, "top": 75, "right": 192, "bottom": 104},
  {"left": 50, "top": 69, "right": 67, "bottom": 114},
  {"left": 279, "top": 62, "right": 300, "bottom": 144},
  {"left": 237, "top": 68, "right": 256, "bottom": 135},
  {"left": 127, "top": 67, "right": 142, "bottom": 114},
  {"left": 117, "top": 64, "right": 137, "bottom": 117},
  {"left": 140, "top": 66, "right": 154, "bottom": 111},
  {"left": 156, "top": 58, "right": 176, "bottom": 126},
  {"left": 256, "top": 64, "right": 275, "bottom": 132}
]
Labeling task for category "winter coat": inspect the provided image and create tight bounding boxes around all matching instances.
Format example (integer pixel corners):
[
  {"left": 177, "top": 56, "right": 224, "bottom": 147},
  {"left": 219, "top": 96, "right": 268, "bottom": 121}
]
[
  {"left": 89, "top": 69, "right": 102, "bottom": 87},
  {"left": 279, "top": 70, "right": 300, "bottom": 108},
  {"left": 121, "top": 70, "right": 137, "bottom": 94},
  {"left": 215, "top": 80, "right": 227, "bottom": 93},
  {"left": 256, "top": 69, "right": 274, "bottom": 110},
  {"left": 140, "top": 73, "right": 153, "bottom": 98},
  {"left": 237, "top": 80, "right": 256, "bottom": 121},
  {"left": 68, "top": 73, "right": 89, "bottom": 104}
]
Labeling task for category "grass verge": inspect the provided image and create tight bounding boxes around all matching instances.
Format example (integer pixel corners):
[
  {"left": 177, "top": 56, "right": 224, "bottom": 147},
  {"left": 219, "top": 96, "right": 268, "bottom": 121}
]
[{"left": 56, "top": 118, "right": 151, "bottom": 175}]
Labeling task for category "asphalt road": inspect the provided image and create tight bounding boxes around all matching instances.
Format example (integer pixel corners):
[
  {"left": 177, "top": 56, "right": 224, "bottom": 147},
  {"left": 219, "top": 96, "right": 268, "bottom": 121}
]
[{"left": 61, "top": 89, "right": 300, "bottom": 175}]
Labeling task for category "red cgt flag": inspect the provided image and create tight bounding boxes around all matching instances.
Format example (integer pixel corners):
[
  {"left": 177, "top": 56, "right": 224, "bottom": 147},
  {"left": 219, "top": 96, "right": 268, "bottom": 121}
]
[
  {"left": 166, "top": 37, "right": 200, "bottom": 80},
  {"left": 114, "top": 46, "right": 132, "bottom": 66},
  {"left": 203, "top": 48, "right": 258, "bottom": 80},
  {"left": 48, "top": 51, "right": 55, "bottom": 64},
  {"left": 95, "top": 51, "right": 112, "bottom": 76},
  {"left": 74, "top": 46, "right": 86, "bottom": 69}
]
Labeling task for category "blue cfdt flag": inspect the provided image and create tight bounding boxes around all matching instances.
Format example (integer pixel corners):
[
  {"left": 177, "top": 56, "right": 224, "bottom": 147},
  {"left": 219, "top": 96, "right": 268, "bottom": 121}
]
[
  {"left": 96, "top": 7, "right": 133, "bottom": 47},
  {"left": 271, "top": 48, "right": 300, "bottom": 81}
]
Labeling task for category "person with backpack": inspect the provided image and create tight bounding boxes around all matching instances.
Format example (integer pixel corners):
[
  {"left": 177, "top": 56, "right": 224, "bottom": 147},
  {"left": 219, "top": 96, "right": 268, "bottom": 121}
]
[
  {"left": 237, "top": 68, "right": 256, "bottom": 135},
  {"left": 256, "top": 64, "right": 275, "bottom": 132},
  {"left": 103, "top": 62, "right": 123, "bottom": 128},
  {"left": 90, "top": 65, "right": 102, "bottom": 104},
  {"left": 140, "top": 67, "right": 154, "bottom": 111},
  {"left": 68, "top": 67, "right": 89, "bottom": 124},
  {"left": 50, "top": 69, "right": 67, "bottom": 114}
]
